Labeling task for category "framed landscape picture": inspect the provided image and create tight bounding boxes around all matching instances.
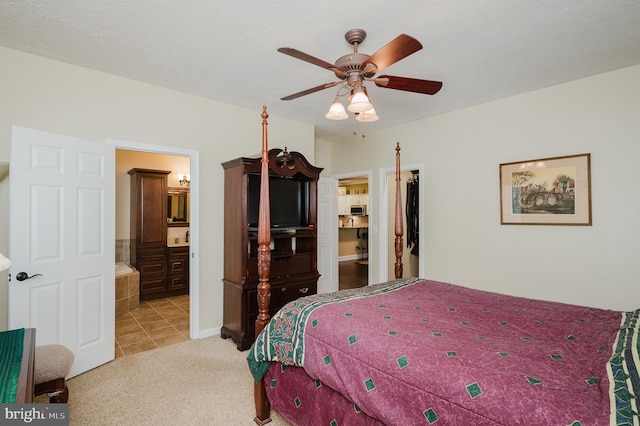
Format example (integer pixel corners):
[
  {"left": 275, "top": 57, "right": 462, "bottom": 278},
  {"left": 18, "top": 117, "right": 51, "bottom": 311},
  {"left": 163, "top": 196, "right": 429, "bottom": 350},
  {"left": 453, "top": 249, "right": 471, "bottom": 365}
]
[{"left": 500, "top": 153, "right": 591, "bottom": 225}]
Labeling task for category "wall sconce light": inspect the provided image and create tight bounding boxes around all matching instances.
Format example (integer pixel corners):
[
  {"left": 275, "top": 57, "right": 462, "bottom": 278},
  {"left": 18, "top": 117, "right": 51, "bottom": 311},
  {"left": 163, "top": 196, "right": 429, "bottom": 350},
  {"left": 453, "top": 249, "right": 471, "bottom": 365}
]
[{"left": 177, "top": 173, "right": 191, "bottom": 186}]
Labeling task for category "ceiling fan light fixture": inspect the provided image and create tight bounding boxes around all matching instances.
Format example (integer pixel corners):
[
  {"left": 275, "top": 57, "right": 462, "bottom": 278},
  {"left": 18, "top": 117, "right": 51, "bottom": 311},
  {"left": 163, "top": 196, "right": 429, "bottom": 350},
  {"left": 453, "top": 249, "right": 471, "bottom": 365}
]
[
  {"left": 325, "top": 98, "right": 349, "bottom": 120},
  {"left": 347, "top": 87, "right": 373, "bottom": 113},
  {"left": 356, "top": 107, "right": 379, "bottom": 122},
  {"left": 278, "top": 30, "right": 442, "bottom": 122}
]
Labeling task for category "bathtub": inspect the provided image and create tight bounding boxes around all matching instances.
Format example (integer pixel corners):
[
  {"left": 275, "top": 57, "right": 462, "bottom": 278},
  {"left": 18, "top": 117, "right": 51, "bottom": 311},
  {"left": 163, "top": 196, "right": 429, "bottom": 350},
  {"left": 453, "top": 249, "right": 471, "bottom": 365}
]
[
  {"left": 115, "top": 263, "right": 139, "bottom": 317},
  {"left": 115, "top": 262, "right": 133, "bottom": 277}
]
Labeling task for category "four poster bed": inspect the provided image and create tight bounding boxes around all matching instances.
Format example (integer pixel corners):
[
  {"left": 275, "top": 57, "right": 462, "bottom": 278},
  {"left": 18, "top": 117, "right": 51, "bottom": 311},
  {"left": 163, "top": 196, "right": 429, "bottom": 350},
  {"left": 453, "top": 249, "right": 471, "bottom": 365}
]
[{"left": 246, "top": 106, "right": 640, "bottom": 425}]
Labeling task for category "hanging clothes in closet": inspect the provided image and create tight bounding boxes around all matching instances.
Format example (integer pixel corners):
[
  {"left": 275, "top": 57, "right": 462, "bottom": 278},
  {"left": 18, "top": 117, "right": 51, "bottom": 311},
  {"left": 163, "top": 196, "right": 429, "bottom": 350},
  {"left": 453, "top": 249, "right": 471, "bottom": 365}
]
[{"left": 406, "top": 172, "right": 419, "bottom": 255}]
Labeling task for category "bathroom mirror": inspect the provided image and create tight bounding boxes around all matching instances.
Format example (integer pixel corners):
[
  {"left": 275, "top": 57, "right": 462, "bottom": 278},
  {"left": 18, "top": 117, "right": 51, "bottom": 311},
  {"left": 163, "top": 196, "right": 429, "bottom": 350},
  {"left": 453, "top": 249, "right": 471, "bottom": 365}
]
[{"left": 167, "top": 187, "right": 189, "bottom": 225}]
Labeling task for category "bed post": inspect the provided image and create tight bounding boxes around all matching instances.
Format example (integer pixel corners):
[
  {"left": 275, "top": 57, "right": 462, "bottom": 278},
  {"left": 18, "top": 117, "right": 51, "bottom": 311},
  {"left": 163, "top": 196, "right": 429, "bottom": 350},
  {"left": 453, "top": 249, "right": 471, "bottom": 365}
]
[
  {"left": 394, "top": 142, "right": 404, "bottom": 279},
  {"left": 254, "top": 105, "right": 272, "bottom": 425}
]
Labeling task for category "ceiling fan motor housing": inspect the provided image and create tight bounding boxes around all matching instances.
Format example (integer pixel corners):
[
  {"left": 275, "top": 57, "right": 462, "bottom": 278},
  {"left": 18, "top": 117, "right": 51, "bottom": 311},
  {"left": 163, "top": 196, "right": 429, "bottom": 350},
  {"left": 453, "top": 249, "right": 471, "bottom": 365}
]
[{"left": 335, "top": 53, "right": 370, "bottom": 85}]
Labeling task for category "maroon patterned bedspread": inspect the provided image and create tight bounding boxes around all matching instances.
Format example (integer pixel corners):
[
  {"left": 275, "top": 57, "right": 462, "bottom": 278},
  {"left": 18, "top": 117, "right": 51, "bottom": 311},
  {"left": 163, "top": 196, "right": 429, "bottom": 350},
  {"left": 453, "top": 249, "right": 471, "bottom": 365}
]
[{"left": 253, "top": 279, "right": 636, "bottom": 425}]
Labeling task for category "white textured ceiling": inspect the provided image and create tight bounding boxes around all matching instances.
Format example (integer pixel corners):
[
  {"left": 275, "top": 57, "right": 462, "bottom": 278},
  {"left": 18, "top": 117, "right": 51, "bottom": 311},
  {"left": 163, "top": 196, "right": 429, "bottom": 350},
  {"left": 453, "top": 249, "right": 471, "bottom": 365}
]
[{"left": 1, "top": 1, "right": 640, "bottom": 141}]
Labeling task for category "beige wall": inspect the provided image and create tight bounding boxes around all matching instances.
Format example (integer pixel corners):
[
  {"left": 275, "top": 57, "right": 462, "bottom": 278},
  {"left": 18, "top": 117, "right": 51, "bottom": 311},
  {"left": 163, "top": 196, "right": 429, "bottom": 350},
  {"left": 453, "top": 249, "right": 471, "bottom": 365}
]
[
  {"left": 0, "top": 46, "right": 315, "bottom": 332},
  {"left": 319, "top": 64, "right": 640, "bottom": 311},
  {"left": 2, "top": 43, "right": 639, "bottom": 333}
]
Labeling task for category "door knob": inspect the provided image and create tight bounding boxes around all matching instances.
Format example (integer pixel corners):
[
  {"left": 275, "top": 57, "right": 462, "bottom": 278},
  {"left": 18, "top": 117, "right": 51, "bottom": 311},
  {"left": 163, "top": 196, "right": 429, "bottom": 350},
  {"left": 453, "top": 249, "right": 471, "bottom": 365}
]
[{"left": 15, "top": 272, "right": 43, "bottom": 281}]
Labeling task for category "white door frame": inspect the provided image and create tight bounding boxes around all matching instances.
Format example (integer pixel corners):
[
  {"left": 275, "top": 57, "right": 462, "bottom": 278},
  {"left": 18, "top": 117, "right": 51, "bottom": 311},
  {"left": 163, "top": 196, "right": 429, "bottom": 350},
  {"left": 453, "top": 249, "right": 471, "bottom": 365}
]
[
  {"left": 333, "top": 170, "right": 373, "bottom": 285},
  {"left": 378, "top": 163, "right": 425, "bottom": 283},
  {"left": 106, "top": 139, "right": 200, "bottom": 338}
]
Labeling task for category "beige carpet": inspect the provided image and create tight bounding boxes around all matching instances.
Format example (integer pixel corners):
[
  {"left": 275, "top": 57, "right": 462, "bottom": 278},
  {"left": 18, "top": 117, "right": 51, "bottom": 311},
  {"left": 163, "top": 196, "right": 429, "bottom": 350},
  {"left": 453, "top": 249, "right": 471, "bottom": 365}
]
[{"left": 55, "top": 336, "right": 290, "bottom": 425}]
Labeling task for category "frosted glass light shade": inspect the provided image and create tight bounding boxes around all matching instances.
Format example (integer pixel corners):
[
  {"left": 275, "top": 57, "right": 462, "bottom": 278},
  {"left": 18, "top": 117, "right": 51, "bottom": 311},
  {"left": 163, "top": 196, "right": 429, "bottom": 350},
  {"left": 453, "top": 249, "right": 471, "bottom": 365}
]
[
  {"left": 347, "top": 90, "right": 373, "bottom": 113},
  {"left": 325, "top": 98, "right": 348, "bottom": 120},
  {"left": 356, "top": 107, "right": 379, "bottom": 122}
]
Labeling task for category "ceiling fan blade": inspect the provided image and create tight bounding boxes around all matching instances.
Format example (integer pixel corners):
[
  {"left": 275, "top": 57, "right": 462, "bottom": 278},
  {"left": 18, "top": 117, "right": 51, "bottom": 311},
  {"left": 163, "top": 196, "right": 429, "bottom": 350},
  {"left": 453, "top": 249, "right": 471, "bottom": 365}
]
[
  {"left": 361, "top": 34, "right": 422, "bottom": 74},
  {"left": 374, "top": 75, "right": 443, "bottom": 95},
  {"left": 281, "top": 82, "right": 340, "bottom": 101},
  {"left": 278, "top": 48, "right": 345, "bottom": 77}
]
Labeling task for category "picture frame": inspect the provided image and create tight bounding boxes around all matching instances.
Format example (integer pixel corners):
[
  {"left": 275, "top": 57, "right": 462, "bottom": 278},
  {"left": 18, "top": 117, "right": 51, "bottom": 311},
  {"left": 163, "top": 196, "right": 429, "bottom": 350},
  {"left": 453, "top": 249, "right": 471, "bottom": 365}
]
[{"left": 500, "top": 153, "right": 591, "bottom": 225}]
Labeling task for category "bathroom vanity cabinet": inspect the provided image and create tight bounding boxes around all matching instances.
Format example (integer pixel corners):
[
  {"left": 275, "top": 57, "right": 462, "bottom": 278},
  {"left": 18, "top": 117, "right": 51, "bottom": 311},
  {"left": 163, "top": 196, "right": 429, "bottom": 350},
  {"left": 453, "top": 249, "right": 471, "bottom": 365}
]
[
  {"left": 129, "top": 168, "right": 189, "bottom": 301},
  {"left": 167, "top": 246, "right": 189, "bottom": 291}
]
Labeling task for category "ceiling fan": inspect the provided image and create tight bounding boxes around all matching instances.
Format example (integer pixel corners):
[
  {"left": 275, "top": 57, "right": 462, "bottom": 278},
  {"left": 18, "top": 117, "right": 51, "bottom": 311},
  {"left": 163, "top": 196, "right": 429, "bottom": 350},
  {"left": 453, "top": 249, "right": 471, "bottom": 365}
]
[{"left": 278, "top": 29, "right": 443, "bottom": 122}]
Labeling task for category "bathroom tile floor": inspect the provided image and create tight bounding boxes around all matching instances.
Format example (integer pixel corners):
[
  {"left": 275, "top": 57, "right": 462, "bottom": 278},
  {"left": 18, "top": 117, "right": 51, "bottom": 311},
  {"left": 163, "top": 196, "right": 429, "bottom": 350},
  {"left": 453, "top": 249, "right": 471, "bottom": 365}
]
[{"left": 115, "top": 294, "right": 190, "bottom": 358}]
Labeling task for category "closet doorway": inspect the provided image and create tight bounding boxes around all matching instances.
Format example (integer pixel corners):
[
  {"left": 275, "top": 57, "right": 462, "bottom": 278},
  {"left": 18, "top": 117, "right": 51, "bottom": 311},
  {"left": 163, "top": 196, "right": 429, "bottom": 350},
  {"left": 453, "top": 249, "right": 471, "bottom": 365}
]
[
  {"left": 379, "top": 163, "right": 424, "bottom": 282},
  {"left": 385, "top": 169, "right": 419, "bottom": 280}
]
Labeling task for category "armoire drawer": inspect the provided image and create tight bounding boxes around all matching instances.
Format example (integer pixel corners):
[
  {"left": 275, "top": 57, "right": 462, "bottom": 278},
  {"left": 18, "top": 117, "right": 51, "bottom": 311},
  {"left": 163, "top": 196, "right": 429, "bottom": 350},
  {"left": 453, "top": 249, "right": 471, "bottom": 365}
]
[
  {"left": 247, "top": 252, "right": 313, "bottom": 281},
  {"left": 246, "top": 280, "right": 317, "bottom": 315}
]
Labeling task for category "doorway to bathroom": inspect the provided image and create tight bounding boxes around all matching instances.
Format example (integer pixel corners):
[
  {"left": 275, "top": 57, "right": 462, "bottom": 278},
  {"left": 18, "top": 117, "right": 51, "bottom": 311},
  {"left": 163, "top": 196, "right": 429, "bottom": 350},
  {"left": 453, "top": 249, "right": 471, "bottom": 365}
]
[{"left": 111, "top": 140, "right": 199, "bottom": 358}]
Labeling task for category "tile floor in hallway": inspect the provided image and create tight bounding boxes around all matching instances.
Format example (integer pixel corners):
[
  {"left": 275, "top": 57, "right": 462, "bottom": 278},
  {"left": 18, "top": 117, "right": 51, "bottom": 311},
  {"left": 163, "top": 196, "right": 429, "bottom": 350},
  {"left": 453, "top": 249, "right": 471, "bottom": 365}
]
[{"left": 115, "top": 294, "right": 189, "bottom": 357}]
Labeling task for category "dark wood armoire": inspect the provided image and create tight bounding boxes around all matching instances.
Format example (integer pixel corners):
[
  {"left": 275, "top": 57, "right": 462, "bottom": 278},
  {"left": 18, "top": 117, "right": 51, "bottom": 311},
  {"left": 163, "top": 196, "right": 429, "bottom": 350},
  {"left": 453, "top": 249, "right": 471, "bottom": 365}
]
[{"left": 220, "top": 149, "right": 323, "bottom": 350}]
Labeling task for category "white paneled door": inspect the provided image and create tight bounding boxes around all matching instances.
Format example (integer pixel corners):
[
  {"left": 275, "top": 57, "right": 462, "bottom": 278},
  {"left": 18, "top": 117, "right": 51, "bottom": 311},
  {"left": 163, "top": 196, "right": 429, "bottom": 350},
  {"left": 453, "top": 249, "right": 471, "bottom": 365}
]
[
  {"left": 316, "top": 177, "right": 338, "bottom": 294},
  {"left": 9, "top": 126, "right": 115, "bottom": 377}
]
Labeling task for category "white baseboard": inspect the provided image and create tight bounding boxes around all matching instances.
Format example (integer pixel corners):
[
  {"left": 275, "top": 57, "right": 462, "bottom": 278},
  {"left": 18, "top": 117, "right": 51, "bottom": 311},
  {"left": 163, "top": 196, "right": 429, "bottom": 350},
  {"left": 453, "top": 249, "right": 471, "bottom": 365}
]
[
  {"left": 339, "top": 254, "right": 369, "bottom": 262},
  {"left": 196, "top": 326, "right": 221, "bottom": 339}
]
